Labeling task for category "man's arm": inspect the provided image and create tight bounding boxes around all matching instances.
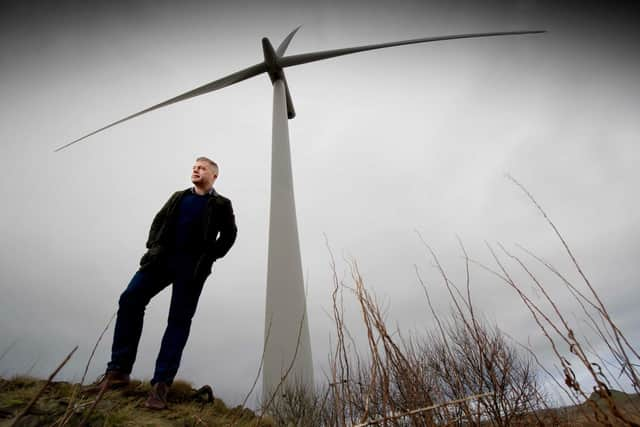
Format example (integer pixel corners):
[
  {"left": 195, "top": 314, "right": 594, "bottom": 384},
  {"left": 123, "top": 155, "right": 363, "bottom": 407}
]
[
  {"left": 193, "top": 198, "right": 237, "bottom": 280},
  {"left": 212, "top": 198, "right": 237, "bottom": 260},
  {"left": 146, "top": 191, "right": 181, "bottom": 248}
]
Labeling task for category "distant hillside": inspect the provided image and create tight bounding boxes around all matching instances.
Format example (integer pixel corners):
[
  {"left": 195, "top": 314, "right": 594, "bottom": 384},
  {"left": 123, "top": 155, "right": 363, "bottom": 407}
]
[
  {"left": 547, "top": 389, "right": 640, "bottom": 426},
  {"left": 588, "top": 389, "right": 637, "bottom": 404},
  {"left": 0, "top": 376, "right": 272, "bottom": 426}
]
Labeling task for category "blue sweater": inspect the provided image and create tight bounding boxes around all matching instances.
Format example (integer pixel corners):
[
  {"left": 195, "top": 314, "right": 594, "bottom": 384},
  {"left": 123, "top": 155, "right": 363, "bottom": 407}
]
[{"left": 173, "top": 191, "right": 210, "bottom": 254}]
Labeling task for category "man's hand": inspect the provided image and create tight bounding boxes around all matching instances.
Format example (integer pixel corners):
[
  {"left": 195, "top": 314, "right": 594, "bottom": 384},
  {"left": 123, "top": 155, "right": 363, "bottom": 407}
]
[{"left": 140, "top": 245, "right": 166, "bottom": 269}]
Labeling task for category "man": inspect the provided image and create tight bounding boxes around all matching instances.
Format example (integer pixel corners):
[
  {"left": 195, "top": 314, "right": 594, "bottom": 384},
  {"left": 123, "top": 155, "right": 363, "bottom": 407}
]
[{"left": 89, "top": 157, "right": 237, "bottom": 409}]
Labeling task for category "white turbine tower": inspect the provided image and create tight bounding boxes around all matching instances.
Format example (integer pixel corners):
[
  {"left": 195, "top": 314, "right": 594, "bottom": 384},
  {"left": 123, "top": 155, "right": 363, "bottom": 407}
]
[{"left": 55, "top": 27, "right": 545, "bottom": 400}]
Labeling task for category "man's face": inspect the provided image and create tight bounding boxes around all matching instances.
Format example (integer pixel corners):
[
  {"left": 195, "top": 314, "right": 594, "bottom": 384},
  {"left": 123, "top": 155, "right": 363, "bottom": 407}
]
[{"left": 191, "top": 160, "right": 217, "bottom": 187}]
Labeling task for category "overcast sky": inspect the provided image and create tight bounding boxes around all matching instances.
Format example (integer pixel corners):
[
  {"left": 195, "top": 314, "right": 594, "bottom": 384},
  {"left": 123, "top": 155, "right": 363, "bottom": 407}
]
[{"left": 1, "top": 0, "right": 639, "bottom": 407}]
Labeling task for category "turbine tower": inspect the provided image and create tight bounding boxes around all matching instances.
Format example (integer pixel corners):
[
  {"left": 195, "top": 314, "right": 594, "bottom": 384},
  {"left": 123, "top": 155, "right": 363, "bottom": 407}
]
[{"left": 55, "top": 27, "right": 545, "bottom": 400}]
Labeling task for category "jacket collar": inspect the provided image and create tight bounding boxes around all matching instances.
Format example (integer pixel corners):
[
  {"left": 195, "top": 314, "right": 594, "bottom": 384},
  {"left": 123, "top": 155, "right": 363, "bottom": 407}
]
[{"left": 189, "top": 186, "right": 217, "bottom": 196}]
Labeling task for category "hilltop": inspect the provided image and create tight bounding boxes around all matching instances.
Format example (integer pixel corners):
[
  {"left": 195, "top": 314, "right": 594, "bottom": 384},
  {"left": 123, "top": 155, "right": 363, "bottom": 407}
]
[{"left": 0, "top": 376, "right": 271, "bottom": 427}]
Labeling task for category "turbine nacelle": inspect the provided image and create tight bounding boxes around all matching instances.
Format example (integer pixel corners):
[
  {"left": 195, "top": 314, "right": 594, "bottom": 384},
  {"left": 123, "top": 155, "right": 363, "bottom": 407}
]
[
  {"left": 262, "top": 37, "right": 296, "bottom": 119},
  {"left": 261, "top": 37, "right": 283, "bottom": 82}
]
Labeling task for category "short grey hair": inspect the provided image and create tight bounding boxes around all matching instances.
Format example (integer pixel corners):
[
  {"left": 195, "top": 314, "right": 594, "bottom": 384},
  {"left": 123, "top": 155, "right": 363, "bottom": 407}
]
[{"left": 196, "top": 156, "right": 219, "bottom": 175}]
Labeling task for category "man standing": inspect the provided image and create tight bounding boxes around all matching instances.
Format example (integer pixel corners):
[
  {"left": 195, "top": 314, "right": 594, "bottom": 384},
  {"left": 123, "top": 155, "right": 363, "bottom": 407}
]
[{"left": 89, "top": 157, "right": 237, "bottom": 409}]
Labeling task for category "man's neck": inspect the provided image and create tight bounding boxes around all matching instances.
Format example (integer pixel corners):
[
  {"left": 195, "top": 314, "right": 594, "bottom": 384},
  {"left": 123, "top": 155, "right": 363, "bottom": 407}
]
[{"left": 193, "top": 185, "right": 212, "bottom": 196}]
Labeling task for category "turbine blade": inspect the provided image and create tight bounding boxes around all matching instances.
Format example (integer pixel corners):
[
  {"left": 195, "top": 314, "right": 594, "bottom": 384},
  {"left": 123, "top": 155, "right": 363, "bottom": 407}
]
[
  {"left": 276, "top": 25, "right": 302, "bottom": 57},
  {"left": 55, "top": 62, "right": 267, "bottom": 152},
  {"left": 284, "top": 79, "right": 296, "bottom": 119},
  {"left": 280, "top": 30, "right": 545, "bottom": 68}
]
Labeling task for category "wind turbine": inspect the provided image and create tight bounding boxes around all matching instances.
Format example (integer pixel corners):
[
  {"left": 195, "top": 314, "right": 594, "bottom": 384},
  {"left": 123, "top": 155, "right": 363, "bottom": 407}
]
[{"left": 55, "top": 27, "right": 545, "bottom": 400}]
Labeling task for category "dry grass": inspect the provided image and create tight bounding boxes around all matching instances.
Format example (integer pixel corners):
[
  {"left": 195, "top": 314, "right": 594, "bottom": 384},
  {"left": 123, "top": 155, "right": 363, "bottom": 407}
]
[
  {"left": 0, "top": 376, "right": 272, "bottom": 426},
  {"left": 265, "top": 178, "right": 639, "bottom": 426},
  {"left": 315, "top": 254, "right": 549, "bottom": 427},
  {"left": 0, "top": 319, "right": 268, "bottom": 426}
]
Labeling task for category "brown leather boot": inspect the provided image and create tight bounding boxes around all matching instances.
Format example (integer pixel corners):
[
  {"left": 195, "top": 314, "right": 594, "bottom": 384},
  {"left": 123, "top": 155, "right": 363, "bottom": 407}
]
[
  {"left": 145, "top": 382, "right": 169, "bottom": 410},
  {"left": 83, "top": 370, "right": 131, "bottom": 394}
]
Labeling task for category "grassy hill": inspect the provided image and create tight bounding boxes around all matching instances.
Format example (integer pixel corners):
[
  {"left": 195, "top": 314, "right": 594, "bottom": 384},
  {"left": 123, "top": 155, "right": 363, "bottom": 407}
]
[
  {"left": 546, "top": 390, "right": 640, "bottom": 426},
  {"left": 0, "top": 376, "right": 272, "bottom": 426}
]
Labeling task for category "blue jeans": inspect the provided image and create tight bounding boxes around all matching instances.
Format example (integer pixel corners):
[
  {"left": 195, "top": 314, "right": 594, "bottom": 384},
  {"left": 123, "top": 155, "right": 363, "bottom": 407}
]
[{"left": 107, "top": 253, "right": 207, "bottom": 385}]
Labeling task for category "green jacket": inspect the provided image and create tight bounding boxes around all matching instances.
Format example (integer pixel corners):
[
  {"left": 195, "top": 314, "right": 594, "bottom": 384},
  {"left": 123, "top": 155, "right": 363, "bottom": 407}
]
[{"left": 140, "top": 188, "right": 237, "bottom": 279}]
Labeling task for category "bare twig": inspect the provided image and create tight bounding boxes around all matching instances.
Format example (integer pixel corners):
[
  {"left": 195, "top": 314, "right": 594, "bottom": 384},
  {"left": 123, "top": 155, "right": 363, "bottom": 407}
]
[
  {"left": 81, "top": 312, "right": 117, "bottom": 385},
  {"left": 354, "top": 392, "right": 493, "bottom": 427},
  {"left": 9, "top": 346, "right": 78, "bottom": 427},
  {"left": 55, "top": 312, "right": 116, "bottom": 426},
  {"left": 256, "top": 297, "right": 309, "bottom": 425},
  {"left": 242, "top": 319, "right": 272, "bottom": 409},
  {"left": 0, "top": 339, "right": 19, "bottom": 364},
  {"left": 507, "top": 175, "right": 640, "bottom": 385}
]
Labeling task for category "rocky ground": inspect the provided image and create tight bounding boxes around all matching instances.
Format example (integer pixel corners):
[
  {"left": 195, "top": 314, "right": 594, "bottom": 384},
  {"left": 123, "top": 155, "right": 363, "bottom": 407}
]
[{"left": 0, "top": 376, "right": 272, "bottom": 427}]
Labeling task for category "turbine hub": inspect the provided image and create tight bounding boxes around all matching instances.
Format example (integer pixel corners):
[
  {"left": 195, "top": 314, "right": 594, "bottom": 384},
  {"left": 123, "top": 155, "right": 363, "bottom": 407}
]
[{"left": 261, "top": 37, "right": 285, "bottom": 83}]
